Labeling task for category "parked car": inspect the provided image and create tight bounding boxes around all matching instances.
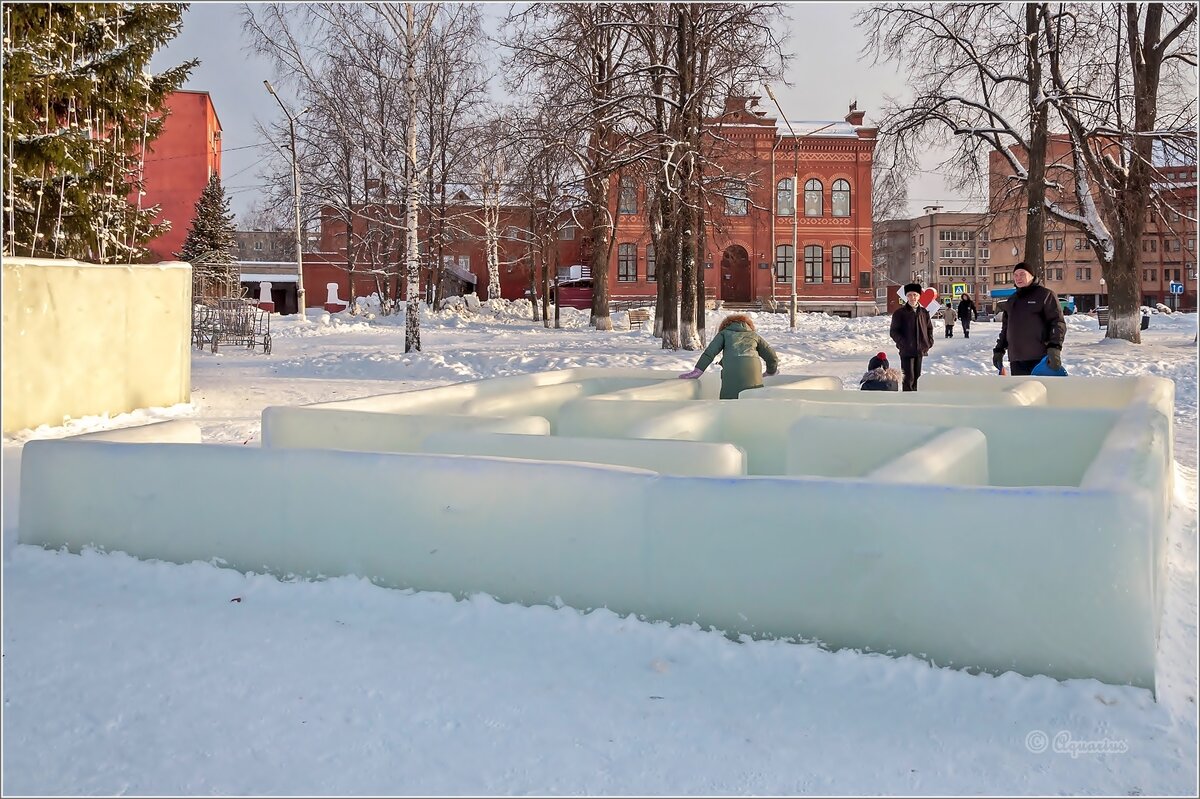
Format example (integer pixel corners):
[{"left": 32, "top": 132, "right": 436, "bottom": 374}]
[{"left": 551, "top": 279, "right": 593, "bottom": 310}]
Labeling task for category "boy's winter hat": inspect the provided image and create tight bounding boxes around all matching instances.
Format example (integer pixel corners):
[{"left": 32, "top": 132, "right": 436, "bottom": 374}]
[
  {"left": 903, "top": 282, "right": 922, "bottom": 295},
  {"left": 868, "top": 352, "right": 889, "bottom": 371},
  {"left": 1014, "top": 261, "right": 1039, "bottom": 279}
]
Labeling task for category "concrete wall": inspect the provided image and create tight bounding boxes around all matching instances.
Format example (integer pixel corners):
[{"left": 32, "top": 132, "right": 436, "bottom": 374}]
[{"left": 1, "top": 258, "right": 192, "bottom": 433}]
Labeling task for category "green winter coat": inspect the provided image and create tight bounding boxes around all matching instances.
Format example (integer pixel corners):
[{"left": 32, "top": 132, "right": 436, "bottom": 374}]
[{"left": 694, "top": 318, "right": 779, "bottom": 399}]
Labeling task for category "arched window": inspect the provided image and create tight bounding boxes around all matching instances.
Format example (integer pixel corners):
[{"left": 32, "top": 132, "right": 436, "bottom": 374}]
[
  {"left": 775, "top": 245, "right": 794, "bottom": 282},
  {"left": 804, "top": 244, "right": 823, "bottom": 283},
  {"left": 832, "top": 179, "right": 851, "bottom": 217},
  {"left": 832, "top": 245, "right": 852, "bottom": 283},
  {"left": 618, "top": 177, "right": 638, "bottom": 214},
  {"left": 776, "top": 178, "right": 795, "bottom": 216},
  {"left": 804, "top": 179, "right": 823, "bottom": 217}
]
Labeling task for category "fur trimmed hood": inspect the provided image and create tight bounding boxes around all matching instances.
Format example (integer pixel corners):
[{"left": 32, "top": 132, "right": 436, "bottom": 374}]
[
  {"left": 718, "top": 313, "right": 755, "bottom": 332},
  {"left": 860, "top": 366, "right": 902, "bottom": 385}
]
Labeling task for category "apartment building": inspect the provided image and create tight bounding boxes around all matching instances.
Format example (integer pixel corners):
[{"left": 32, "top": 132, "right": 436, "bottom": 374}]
[{"left": 987, "top": 138, "right": 1196, "bottom": 312}]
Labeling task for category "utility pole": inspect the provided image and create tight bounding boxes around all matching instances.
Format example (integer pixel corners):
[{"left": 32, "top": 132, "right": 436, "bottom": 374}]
[
  {"left": 264, "top": 80, "right": 306, "bottom": 318},
  {"left": 764, "top": 85, "right": 836, "bottom": 331}
]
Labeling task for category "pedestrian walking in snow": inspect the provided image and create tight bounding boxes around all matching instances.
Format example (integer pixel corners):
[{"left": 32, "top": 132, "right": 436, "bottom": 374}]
[
  {"left": 992, "top": 262, "right": 1066, "bottom": 376},
  {"left": 957, "top": 293, "right": 976, "bottom": 339},
  {"left": 679, "top": 313, "right": 779, "bottom": 399},
  {"left": 943, "top": 303, "right": 957, "bottom": 338},
  {"left": 889, "top": 283, "right": 934, "bottom": 392},
  {"left": 859, "top": 351, "right": 900, "bottom": 391}
]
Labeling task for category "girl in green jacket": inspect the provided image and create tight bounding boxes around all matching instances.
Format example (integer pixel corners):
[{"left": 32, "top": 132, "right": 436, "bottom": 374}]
[{"left": 679, "top": 314, "right": 779, "bottom": 399}]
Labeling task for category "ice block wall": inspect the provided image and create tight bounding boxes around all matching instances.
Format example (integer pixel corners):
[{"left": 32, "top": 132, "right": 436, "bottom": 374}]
[
  {"left": 18, "top": 371, "right": 1175, "bottom": 692},
  {"left": 2, "top": 257, "right": 193, "bottom": 433}
]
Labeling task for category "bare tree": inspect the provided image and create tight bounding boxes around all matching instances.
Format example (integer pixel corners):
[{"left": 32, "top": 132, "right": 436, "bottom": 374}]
[
  {"left": 860, "top": 2, "right": 1197, "bottom": 343},
  {"left": 1039, "top": 3, "right": 1197, "bottom": 340},
  {"left": 420, "top": 4, "right": 490, "bottom": 305},
  {"left": 503, "top": 3, "right": 643, "bottom": 331},
  {"left": 871, "top": 145, "right": 910, "bottom": 223},
  {"left": 610, "top": 2, "right": 788, "bottom": 349}
]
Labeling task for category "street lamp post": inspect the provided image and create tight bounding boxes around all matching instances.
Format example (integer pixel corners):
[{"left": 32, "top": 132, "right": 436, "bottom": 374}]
[
  {"left": 764, "top": 85, "right": 837, "bottom": 331},
  {"left": 764, "top": 84, "right": 798, "bottom": 330},
  {"left": 264, "top": 80, "right": 306, "bottom": 318}
]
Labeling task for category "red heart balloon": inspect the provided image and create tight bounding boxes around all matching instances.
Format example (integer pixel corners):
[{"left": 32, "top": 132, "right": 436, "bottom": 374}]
[{"left": 919, "top": 288, "right": 938, "bottom": 307}]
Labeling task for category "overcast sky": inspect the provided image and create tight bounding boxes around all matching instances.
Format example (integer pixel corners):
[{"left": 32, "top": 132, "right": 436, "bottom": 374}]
[{"left": 152, "top": 2, "right": 974, "bottom": 223}]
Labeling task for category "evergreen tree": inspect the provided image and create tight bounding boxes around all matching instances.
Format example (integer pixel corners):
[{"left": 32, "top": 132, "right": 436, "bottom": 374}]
[
  {"left": 177, "top": 172, "right": 237, "bottom": 264},
  {"left": 2, "top": 3, "right": 195, "bottom": 263}
]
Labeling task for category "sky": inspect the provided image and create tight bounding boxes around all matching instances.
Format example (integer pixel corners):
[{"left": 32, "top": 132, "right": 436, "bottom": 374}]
[{"left": 151, "top": 2, "right": 974, "bottom": 223}]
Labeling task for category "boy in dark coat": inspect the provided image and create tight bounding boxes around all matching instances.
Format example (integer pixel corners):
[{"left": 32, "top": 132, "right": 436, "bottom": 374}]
[
  {"left": 889, "top": 282, "right": 934, "bottom": 391},
  {"left": 859, "top": 352, "right": 900, "bottom": 391},
  {"left": 680, "top": 313, "right": 779, "bottom": 399},
  {"left": 992, "top": 262, "right": 1067, "bottom": 376}
]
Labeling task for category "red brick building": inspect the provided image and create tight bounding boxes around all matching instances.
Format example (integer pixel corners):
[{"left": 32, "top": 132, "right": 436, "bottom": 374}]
[
  {"left": 303, "top": 97, "right": 878, "bottom": 316},
  {"left": 604, "top": 97, "right": 879, "bottom": 316},
  {"left": 301, "top": 197, "right": 585, "bottom": 308},
  {"left": 139, "top": 90, "right": 223, "bottom": 262},
  {"left": 987, "top": 137, "right": 1197, "bottom": 312}
]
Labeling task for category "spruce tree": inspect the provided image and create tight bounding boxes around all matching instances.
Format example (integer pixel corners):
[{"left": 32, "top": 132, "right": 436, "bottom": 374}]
[
  {"left": 177, "top": 172, "right": 237, "bottom": 264},
  {"left": 2, "top": 3, "right": 195, "bottom": 263}
]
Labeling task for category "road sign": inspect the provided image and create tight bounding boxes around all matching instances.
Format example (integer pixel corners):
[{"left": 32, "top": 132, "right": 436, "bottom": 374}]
[
  {"left": 1169, "top": 282, "right": 1184, "bottom": 295},
  {"left": 952, "top": 283, "right": 967, "bottom": 295}
]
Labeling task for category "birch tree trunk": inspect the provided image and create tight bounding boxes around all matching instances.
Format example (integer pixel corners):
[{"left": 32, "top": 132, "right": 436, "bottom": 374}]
[{"left": 403, "top": 3, "right": 423, "bottom": 353}]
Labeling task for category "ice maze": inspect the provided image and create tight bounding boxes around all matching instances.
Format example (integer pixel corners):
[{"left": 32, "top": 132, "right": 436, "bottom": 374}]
[{"left": 19, "top": 368, "right": 1175, "bottom": 691}]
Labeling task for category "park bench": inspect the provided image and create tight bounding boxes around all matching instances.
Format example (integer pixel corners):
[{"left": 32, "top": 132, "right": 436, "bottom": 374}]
[{"left": 627, "top": 308, "right": 650, "bottom": 330}]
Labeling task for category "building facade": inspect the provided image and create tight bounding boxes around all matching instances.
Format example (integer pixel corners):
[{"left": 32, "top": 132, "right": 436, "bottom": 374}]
[
  {"left": 987, "top": 139, "right": 1196, "bottom": 313},
  {"left": 236, "top": 230, "right": 294, "bottom": 262},
  {"left": 300, "top": 98, "right": 877, "bottom": 316},
  {"left": 139, "top": 90, "right": 223, "bottom": 262},
  {"left": 604, "top": 97, "right": 879, "bottom": 316},
  {"left": 301, "top": 198, "right": 585, "bottom": 308},
  {"left": 871, "top": 218, "right": 915, "bottom": 308}
]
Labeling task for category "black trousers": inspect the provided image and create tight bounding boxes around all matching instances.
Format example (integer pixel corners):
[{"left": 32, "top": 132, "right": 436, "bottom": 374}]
[
  {"left": 901, "top": 354, "right": 923, "bottom": 391},
  {"left": 1010, "top": 358, "right": 1042, "bottom": 376},
  {"left": 961, "top": 319, "right": 970, "bottom": 338}
]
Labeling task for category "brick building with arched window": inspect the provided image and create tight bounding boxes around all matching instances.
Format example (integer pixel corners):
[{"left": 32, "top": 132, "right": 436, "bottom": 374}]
[
  {"left": 603, "top": 96, "right": 879, "bottom": 317},
  {"left": 297, "top": 96, "right": 878, "bottom": 317}
]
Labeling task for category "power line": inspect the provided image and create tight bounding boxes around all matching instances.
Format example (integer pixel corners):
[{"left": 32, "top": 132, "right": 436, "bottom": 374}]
[{"left": 142, "top": 142, "right": 265, "bottom": 163}]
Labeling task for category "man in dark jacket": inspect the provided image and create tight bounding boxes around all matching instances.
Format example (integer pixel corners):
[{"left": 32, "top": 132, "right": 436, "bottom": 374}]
[
  {"left": 890, "top": 282, "right": 934, "bottom": 391},
  {"left": 957, "top": 293, "right": 976, "bottom": 338},
  {"left": 992, "top": 262, "right": 1067, "bottom": 376}
]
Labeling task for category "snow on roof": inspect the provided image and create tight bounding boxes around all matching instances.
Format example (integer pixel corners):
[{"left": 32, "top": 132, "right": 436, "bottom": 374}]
[
  {"left": 777, "top": 120, "right": 860, "bottom": 138},
  {"left": 444, "top": 262, "right": 477, "bottom": 284},
  {"left": 240, "top": 272, "right": 298, "bottom": 283}
]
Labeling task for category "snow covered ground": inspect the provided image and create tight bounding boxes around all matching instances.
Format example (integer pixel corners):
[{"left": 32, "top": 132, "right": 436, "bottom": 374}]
[{"left": 3, "top": 302, "right": 1197, "bottom": 795}]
